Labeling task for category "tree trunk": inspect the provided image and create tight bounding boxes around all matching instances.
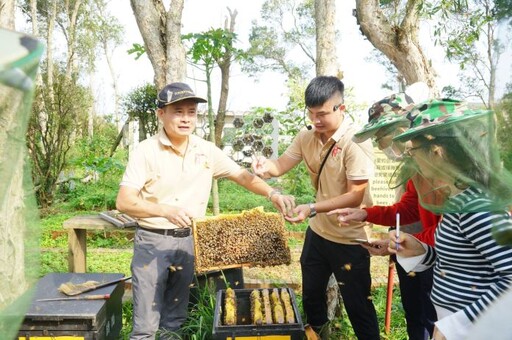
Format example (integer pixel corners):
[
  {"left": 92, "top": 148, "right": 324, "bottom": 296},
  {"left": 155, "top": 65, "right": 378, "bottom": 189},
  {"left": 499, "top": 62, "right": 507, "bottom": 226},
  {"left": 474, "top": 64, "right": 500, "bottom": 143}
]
[
  {"left": 214, "top": 8, "right": 237, "bottom": 147},
  {"left": 485, "top": 16, "right": 496, "bottom": 109},
  {"left": 104, "top": 39, "right": 122, "bottom": 131},
  {"left": 355, "top": 0, "right": 438, "bottom": 94},
  {"left": 315, "top": 0, "right": 341, "bottom": 77},
  {"left": 46, "top": 0, "right": 57, "bottom": 102},
  {"left": 0, "top": 152, "right": 28, "bottom": 308},
  {"left": 165, "top": 0, "right": 186, "bottom": 84},
  {"left": 314, "top": 0, "right": 344, "bottom": 322},
  {"left": 30, "top": 0, "right": 38, "bottom": 35},
  {"left": 88, "top": 75, "right": 94, "bottom": 140},
  {"left": 65, "top": 0, "right": 83, "bottom": 80},
  {"left": 204, "top": 67, "right": 220, "bottom": 215},
  {"left": 0, "top": 0, "right": 15, "bottom": 29},
  {"left": 0, "top": 31, "right": 43, "bottom": 336},
  {"left": 131, "top": 0, "right": 186, "bottom": 89}
]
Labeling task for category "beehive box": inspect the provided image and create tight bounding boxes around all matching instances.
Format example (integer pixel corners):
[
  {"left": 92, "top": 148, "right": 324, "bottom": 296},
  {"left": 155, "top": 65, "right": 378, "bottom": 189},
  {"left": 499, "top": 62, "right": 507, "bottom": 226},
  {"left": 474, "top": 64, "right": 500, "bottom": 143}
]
[
  {"left": 18, "top": 273, "right": 125, "bottom": 340},
  {"left": 212, "top": 288, "right": 304, "bottom": 340},
  {"left": 193, "top": 207, "right": 291, "bottom": 274}
]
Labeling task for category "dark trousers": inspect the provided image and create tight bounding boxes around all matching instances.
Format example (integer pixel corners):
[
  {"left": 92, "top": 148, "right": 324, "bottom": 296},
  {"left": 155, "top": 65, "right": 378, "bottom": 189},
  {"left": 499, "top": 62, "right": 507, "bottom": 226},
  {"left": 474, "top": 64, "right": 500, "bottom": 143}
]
[
  {"left": 300, "top": 227, "right": 380, "bottom": 340},
  {"left": 394, "top": 255, "right": 437, "bottom": 340}
]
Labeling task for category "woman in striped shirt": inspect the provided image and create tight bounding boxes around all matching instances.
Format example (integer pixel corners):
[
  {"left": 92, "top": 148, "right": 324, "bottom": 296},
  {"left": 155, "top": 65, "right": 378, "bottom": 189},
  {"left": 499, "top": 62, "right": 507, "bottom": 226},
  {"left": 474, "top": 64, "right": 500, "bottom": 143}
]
[{"left": 388, "top": 99, "right": 512, "bottom": 340}]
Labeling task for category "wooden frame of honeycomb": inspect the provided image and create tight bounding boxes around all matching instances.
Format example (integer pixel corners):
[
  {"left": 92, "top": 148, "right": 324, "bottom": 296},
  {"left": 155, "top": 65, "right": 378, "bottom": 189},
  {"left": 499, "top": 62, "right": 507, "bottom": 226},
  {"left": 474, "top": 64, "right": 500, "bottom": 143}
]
[{"left": 192, "top": 207, "right": 291, "bottom": 274}]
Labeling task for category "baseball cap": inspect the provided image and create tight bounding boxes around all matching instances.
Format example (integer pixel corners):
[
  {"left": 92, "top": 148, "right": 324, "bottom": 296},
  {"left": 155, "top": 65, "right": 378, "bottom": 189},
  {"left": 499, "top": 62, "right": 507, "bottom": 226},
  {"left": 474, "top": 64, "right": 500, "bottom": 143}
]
[{"left": 156, "top": 82, "right": 207, "bottom": 108}]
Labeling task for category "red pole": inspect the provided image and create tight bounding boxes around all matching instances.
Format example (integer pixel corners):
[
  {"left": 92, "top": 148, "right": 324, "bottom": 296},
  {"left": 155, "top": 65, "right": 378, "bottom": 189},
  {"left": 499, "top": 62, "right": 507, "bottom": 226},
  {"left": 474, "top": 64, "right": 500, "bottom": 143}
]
[{"left": 384, "top": 256, "right": 395, "bottom": 334}]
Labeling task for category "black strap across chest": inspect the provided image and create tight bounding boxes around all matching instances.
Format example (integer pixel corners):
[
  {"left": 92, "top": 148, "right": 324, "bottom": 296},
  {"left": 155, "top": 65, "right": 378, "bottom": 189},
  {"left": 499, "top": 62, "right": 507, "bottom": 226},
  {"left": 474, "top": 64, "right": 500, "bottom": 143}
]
[{"left": 316, "top": 142, "right": 337, "bottom": 189}]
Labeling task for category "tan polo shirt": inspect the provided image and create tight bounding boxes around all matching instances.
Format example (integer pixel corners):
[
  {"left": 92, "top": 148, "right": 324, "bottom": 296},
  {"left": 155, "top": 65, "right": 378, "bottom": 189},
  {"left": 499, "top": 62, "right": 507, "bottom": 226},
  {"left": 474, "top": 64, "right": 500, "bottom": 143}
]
[
  {"left": 285, "top": 117, "right": 375, "bottom": 243},
  {"left": 120, "top": 130, "right": 241, "bottom": 229}
]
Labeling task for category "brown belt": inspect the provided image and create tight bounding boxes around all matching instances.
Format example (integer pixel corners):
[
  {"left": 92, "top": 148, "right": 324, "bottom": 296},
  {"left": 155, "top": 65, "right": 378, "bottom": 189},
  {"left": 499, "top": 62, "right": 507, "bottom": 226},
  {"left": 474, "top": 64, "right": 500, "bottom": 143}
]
[{"left": 138, "top": 226, "right": 191, "bottom": 238}]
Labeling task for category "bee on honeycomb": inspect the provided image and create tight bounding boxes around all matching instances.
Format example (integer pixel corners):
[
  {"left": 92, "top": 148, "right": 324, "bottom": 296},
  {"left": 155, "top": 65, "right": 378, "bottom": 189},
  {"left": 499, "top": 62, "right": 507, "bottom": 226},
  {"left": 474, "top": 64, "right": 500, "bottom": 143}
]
[{"left": 193, "top": 207, "right": 291, "bottom": 273}]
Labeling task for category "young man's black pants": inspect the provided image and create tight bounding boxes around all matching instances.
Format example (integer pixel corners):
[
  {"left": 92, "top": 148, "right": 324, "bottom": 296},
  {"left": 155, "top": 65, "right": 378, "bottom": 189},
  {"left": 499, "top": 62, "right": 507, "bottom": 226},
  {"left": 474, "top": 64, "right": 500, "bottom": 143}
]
[{"left": 301, "top": 227, "right": 380, "bottom": 340}]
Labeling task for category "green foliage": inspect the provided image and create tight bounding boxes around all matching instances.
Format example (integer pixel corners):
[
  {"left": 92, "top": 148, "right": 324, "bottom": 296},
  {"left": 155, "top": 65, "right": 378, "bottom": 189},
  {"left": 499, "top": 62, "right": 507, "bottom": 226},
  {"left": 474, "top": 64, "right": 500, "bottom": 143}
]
[
  {"left": 55, "top": 118, "right": 125, "bottom": 211},
  {"left": 39, "top": 247, "right": 132, "bottom": 278},
  {"left": 215, "top": 176, "right": 314, "bottom": 213},
  {"left": 179, "top": 279, "right": 218, "bottom": 339},
  {"left": 40, "top": 212, "right": 76, "bottom": 248},
  {"left": 425, "top": 0, "right": 504, "bottom": 106},
  {"left": 494, "top": 0, "right": 512, "bottom": 22},
  {"left": 27, "top": 68, "right": 93, "bottom": 208},
  {"left": 39, "top": 251, "right": 67, "bottom": 276},
  {"left": 328, "top": 285, "right": 407, "bottom": 339},
  {"left": 244, "top": 0, "right": 315, "bottom": 80},
  {"left": 280, "top": 162, "right": 316, "bottom": 201},
  {"left": 120, "top": 300, "right": 134, "bottom": 339},
  {"left": 121, "top": 83, "right": 159, "bottom": 141},
  {"left": 214, "top": 178, "right": 274, "bottom": 213},
  {"left": 213, "top": 177, "right": 310, "bottom": 232},
  {"left": 57, "top": 180, "right": 120, "bottom": 211},
  {"left": 127, "top": 43, "right": 146, "bottom": 60},
  {"left": 182, "top": 29, "right": 246, "bottom": 66},
  {"left": 63, "top": 158, "right": 124, "bottom": 211},
  {"left": 86, "top": 250, "right": 132, "bottom": 274},
  {"left": 183, "top": 26, "right": 249, "bottom": 148},
  {"left": 73, "top": 0, "right": 124, "bottom": 73},
  {"left": 496, "top": 84, "right": 512, "bottom": 169}
]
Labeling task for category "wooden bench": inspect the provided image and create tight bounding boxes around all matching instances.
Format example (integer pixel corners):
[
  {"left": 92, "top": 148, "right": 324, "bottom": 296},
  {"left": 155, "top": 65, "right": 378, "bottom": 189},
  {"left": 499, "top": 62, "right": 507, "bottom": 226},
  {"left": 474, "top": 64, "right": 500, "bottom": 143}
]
[{"left": 63, "top": 215, "right": 134, "bottom": 273}]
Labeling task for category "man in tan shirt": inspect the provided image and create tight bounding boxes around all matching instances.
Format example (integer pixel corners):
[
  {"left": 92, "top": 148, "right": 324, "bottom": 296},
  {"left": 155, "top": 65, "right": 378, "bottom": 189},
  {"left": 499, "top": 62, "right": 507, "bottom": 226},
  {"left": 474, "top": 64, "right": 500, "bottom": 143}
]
[
  {"left": 116, "top": 82, "right": 295, "bottom": 340},
  {"left": 253, "top": 76, "right": 379, "bottom": 339}
]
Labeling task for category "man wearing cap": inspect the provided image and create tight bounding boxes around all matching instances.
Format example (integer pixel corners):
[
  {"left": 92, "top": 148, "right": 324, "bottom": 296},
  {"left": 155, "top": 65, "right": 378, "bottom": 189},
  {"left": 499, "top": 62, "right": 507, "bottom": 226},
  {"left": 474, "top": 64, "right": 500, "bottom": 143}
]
[
  {"left": 116, "top": 82, "right": 295, "bottom": 339},
  {"left": 253, "top": 76, "right": 379, "bottom": 339},
  {"left": 328, "top": 90, "right": 440, "bottom": 340}
]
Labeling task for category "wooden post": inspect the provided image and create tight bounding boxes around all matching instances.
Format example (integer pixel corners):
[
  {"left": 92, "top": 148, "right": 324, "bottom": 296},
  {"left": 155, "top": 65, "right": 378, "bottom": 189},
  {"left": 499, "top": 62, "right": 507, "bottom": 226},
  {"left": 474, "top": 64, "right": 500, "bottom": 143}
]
[
  {"left": 63, "top": 215, "right": 135, "bottom": 273},
  {"left": 67, "top": 228, "right": 87, "bottom": 273}
]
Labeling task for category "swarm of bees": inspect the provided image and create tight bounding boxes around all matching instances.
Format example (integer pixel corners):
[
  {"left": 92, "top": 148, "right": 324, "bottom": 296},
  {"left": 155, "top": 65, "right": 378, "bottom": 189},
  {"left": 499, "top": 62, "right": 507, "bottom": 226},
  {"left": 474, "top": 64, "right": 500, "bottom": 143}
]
[
  {"left": 193, "top": 207, "right": 291, "bottom": 273},
  {"left": 223, "top": 288, "right": 296, "bottom": 326}
]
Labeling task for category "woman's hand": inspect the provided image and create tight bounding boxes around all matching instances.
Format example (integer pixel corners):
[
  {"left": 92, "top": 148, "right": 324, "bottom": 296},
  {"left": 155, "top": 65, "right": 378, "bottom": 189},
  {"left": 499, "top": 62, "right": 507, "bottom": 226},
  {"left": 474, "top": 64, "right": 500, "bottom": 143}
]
[
  {"left": 388, "top": 230, "right": 426, "bottom": 257},
  {"left": 326, "top": 207, "right": 367, "bottom": 226}
]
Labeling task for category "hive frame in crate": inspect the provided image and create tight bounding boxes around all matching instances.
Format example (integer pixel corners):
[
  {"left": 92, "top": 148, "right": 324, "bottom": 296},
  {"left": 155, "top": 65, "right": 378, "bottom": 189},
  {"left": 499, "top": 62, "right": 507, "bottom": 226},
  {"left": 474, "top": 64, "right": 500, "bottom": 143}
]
[{"left": 213, "top": 288, "right": 304, "bottom": 340}]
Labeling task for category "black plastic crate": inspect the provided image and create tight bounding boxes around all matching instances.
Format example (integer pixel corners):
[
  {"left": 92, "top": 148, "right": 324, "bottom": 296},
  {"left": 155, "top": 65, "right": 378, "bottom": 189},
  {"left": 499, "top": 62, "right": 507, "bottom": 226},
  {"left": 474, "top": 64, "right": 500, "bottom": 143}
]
[
  {"left": 212, "top": 288, "right": 304, "bottom": 340},
  {"left": 18, "top": 273, "right": 125, "bottom": 340}
]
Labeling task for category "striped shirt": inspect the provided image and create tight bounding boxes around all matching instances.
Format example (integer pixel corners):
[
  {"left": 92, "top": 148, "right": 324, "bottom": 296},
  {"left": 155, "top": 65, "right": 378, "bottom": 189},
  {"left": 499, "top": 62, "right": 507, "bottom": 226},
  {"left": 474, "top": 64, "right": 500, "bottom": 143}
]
[{"left": 422, "top": 187, "right": 512, "bottom": 322}]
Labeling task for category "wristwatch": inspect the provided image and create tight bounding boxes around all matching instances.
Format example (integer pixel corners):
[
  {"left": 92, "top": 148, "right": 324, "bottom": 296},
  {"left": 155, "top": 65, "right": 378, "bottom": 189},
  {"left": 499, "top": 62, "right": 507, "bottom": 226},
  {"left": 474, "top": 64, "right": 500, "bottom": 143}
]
[{"left": 308, "top": 203, "right": 317, "bottom": 218}]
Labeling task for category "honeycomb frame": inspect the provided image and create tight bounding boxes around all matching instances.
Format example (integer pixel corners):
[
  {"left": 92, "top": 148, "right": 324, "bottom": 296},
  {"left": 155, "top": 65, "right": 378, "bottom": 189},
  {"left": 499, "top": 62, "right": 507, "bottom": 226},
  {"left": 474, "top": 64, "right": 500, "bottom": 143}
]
[{"left": 192, "top": 207, "right": 291, "bottom": 274}]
